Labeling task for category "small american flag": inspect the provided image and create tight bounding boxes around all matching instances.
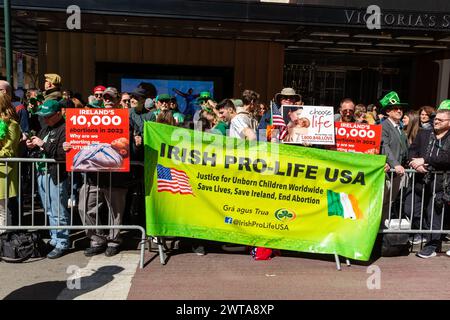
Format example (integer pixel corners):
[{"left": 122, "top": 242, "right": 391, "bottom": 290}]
[
  {"left": 157, "top": 164, "right": 194, "bottom": 195},
  {"left": 271, "top": 102, "right": 288, "bottom": 140}
]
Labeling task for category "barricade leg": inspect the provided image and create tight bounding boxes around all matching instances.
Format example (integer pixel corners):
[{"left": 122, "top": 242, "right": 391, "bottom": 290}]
[
  {"left": 334, "top": 254, "right": 341, "bottom": 271},
  {"left": 139, "top": 231, "right": 146, "bottom": 269},
  {"left": 158, "top": 238, "right": 166, "bottom": 265}
]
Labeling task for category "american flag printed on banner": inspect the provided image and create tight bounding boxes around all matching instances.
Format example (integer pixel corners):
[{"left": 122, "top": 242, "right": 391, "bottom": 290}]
[
  {"left": 156, "top": 164, "right": 194, "bottom": 195},
  {"left": 271, "top": 102, "right": 288, "bottom": 140}
]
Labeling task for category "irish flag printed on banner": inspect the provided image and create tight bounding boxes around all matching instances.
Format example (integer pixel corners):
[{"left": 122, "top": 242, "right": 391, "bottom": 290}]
[{"left": 327, "top": 190, "right": 362, "bottom": 220}]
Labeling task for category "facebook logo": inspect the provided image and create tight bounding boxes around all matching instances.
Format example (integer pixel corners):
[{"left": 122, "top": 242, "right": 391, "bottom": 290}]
[{"left": 224, "top": 217, "right": 233, "bottom": 224}]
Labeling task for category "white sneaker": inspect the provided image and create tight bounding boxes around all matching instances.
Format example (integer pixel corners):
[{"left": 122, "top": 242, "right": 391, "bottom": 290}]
[
  {"left": 410, "top": 234, "right": 427, "bottom": 245},
  {"left": 446, "top": 250, "right": 450, "bottom": 257},
  {"left": 67, "top": 199, "right": 76, "bottom": 208}
]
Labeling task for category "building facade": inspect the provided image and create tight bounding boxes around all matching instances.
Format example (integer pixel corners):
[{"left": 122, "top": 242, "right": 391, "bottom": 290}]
[{"left": 1, "top": 0, "right": 449, "bottom": 107}]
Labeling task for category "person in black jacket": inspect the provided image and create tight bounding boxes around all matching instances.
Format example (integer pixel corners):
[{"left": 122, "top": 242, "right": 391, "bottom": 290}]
[
  {"left": 77, "top": 88, "right": 130, "bottom": 257},
  {"left": 409, "top": 108, "right": 450, "bottom": 258},
  {"left": 26, "top": 99, "right": 70, "bottom": 259}
]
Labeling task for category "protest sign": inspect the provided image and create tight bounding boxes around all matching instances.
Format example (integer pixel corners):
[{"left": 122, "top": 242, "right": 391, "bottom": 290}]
[
  {"left": 65, "top": 108, "right": 130, "bottom": 172},
  {"left": 280, "top": 105, "right": 335, "bottom": 145},
  {"left": 335, "top": 122, "right": 382, "bottom": 154},
  {"left": 144, "top": 122, "right": 386, "bottom": 261}
]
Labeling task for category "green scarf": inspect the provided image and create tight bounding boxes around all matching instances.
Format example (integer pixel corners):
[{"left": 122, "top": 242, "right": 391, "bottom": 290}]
[{"left": 0, "top": 120, "right": 8, "bottom": 140}]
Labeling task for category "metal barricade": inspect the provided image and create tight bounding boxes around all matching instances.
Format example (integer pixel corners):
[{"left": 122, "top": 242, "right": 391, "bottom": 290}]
[
  {"left": 381, "top": 168, "right": 450, "bottom": 244},
  {"left": 0, "top": 158, "right": 149, "bottom": 268}
]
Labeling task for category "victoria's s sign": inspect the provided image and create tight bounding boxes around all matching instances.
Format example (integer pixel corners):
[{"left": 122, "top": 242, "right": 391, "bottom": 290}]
[{"left": 345, "top": 7, "right": 450, "bottom": 30}]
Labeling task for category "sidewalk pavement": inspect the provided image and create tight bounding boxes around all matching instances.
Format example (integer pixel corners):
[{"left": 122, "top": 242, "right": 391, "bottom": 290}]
[
  {"left": 128, "top": 241, "right": 450, "bottom": 300},
  {"left": 1, "top": 240, "right": 449, "bottom": 300}
]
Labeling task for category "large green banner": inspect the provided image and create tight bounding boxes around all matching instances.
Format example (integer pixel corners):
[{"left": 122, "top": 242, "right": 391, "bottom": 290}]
[{"left": 144, "top": 122, "right": 386, "bottom": 261}]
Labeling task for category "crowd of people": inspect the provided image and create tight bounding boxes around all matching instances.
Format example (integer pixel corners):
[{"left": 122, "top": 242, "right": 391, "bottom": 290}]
[{"left": 0, "top": 71, "right": 448, "bottom": 260}]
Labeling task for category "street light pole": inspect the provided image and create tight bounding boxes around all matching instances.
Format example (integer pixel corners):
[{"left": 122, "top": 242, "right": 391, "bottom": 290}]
[{"left": 3, "top": 0, "right": 12, "bottom": 84}]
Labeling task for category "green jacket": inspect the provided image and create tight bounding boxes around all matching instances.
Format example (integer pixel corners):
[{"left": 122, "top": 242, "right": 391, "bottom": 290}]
[{"left": 211, "top": 121, "right": 229, "bottom": 135}]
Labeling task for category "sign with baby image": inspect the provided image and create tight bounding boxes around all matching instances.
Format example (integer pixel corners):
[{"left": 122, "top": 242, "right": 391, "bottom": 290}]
[
  {"left": 280, "top": 105, "right": 335, "bottom": 145},
  {"left": 65, "top": 109, "right": 130, "bottom": 172}
]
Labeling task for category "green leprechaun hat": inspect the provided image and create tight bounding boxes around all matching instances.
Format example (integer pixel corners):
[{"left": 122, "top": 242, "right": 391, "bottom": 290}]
[
  {"left": 379, "top": 91, "right": 409, "bottom": 110},
  {"left": 438, "top": 99, "right": 450, "bottom": 110}
]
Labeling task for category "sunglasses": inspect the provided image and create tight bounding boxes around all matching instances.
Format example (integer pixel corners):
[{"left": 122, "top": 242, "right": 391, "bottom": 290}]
[
  {"left": 94, "top": 93, "right": 103, "bottom": 98},
  {"left": 281, "top": 96, "right": 296, "bottom": 100},
  {"left": 122, "top": 99, "right": 131, "bottom": 103},
  {"left": 103, "top": 94, "right": 116, "bottom": 100},
  {"left": 159, "top": 99, "right": 170, "bottom": 103}
]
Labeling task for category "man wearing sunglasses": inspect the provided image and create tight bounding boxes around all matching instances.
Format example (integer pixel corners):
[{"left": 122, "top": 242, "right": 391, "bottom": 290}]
[
  {"left": 120, "top": 92, "right": 131, "bottom": 109},
  {"left": 102, "top": 87, "right": 120, "bottom": 109},
  {"left": 150, "top": 94, "right": 173, "bottom": 121},
  {"left": 92, "top": 85, "right": 106, "bottom": 108},
  {"left": 338, "top": 98, "right": 356, "bottom": 123},
  {"left": 409, "top": 101, "right": 450, "bottom": 258}
]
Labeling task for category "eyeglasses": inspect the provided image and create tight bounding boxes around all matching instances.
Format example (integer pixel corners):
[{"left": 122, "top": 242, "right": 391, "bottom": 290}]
[
  {"left": 434, "top": 118, "right": 450, "bottom": 122},
  {"left": 341, "top": 109, "right": 354, "bottom": 114},
  {"left": 94, "top": 93, "right": 103, "bottom": 98},
  {"left": 122, "top": 99, "right": 131, "bottom": 103}
]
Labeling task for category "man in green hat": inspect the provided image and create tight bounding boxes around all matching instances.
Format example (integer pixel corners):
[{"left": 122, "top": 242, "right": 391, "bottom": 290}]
[
  {"left": 26, "top": 99, "right": 70, "bottom": 259},
  {"left": 193, "top": 91, "right": 215, "bottom": 124},
  {"left": 150, "top": 94, "right": 173, "bottom": 121},
  {"left": 379, "top": 91, "right": 409, "bottom": 221}
]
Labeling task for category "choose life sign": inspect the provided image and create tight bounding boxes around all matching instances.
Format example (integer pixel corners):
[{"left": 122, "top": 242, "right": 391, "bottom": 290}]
[
  {"left": 280, "top": 105, "right": 335, "bottom": 145},
  {"left": 144, "top": 122, "right": 386, "bottom": 261}
]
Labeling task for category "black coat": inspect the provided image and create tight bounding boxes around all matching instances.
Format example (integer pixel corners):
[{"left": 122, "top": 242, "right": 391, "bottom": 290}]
[
  {"left": 31, "top": 118, "right": 67, "bottom": 185},
  {"left": 408, "top": 129, "right": 450, "bottom": 193}
]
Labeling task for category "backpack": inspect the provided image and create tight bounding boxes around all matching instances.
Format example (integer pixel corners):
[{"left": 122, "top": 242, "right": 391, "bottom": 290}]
[
  {"left": 380, "top": 233, "right": 411, "bottom": 257},
  {"left": 0, "top": 231, "right": 47, "bottom": 263}
]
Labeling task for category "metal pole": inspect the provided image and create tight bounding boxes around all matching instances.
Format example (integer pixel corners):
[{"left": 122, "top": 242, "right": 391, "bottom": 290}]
[
  {"left": 3, "top": 0, "right": 13, "bottom": 83},
  {"left": 334, "top": 254, "right": 341, "bottom": 271}
]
